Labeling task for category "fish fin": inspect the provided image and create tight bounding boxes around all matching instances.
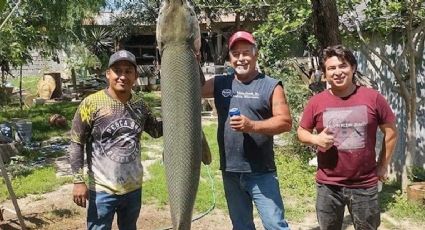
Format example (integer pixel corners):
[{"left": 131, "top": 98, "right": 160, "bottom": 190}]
[{"left": 201, "top": 131, "right": 212, "bottom": 165}]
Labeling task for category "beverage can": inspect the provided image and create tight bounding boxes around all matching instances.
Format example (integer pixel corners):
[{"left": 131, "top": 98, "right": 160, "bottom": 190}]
[{"left": 229, "top": 108, "right": 240, "bottom": 117}]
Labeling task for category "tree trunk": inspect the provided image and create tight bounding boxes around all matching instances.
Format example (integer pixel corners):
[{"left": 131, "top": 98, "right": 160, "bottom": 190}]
[
  {"left": 19, "top": 65, "right": 23, "bottom": 111},
  {"left": 235, "top": 11, "right": 241, "bottom": 31},
  {"left": 206, "top": 35, "right": 218, "bottom": 64},
  {"left": 402, "top": 113, "right": 416, "bottom": 189},
  {"left": 71, "top": 68, "right": 77, "bottom": 98},
  {"left": 311, "top": 0, "right": 341, "bottom": 49},
  {"left": 402, "top": 1, "right": 418, "bottom": 190}
]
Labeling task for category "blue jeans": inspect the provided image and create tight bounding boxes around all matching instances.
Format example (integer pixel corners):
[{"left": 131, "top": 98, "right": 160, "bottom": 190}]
[
  {"left": 87, "top": 188, "right": 141, "bottom": 230},
  {"left": 316, "top": 183, "right": 380, "bottom": 230},
  {"left": 222, "top": 171, "right": 290, "bottom": 230}
]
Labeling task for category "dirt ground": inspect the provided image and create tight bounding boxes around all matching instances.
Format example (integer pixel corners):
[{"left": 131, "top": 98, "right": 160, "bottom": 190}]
[
  {"left": 0, "top": 182, "right": 417, "bottom": 230},
  {"left": 0, "top": 184, "right": 244, "bottom": 230}
]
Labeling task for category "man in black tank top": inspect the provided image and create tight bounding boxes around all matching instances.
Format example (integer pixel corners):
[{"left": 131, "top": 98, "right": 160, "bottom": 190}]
[{"left": 202, "top": 31, "right": 292, "bottom": 230}]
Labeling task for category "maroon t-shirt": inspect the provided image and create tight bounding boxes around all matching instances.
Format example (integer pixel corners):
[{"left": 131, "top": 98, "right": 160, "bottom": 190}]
[{"left": 300, "top": 86, "right": 396, "bottom": 188}]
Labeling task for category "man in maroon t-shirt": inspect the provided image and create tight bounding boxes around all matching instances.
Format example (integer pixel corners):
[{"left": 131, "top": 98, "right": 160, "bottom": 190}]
[{"left": 297, "top": 45, "right": 397, "bottom": 230}]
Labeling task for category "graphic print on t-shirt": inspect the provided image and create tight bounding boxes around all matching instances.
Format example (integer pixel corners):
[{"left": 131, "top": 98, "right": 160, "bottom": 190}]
[
  {"left": 323, "top": 105, "right": 367, "bottom": 150},
  {"left": 101, "top": 118, "right": 142, "bottom": 163}
]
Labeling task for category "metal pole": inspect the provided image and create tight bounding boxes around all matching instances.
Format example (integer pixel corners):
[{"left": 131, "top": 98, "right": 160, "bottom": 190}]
[{"left": 0, "top": 147, "right": 27, "bottom": 229}]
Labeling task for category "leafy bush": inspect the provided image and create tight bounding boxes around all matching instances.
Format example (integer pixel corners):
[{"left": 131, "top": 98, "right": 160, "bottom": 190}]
[{"left": 409, "top": 166, "right": 425, "bottom": 182}]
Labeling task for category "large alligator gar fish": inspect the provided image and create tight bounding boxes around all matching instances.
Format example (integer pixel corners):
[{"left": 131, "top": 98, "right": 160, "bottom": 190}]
[{"left": 157, "top": 0, "right": 205, "bottom": 229}]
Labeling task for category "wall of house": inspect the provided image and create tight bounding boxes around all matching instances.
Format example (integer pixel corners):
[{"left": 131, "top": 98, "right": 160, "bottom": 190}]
[
  {"left": 354, "top": 34, "right": 425, "bottom": 180},
  {"left": 8, "top": 51, "right": 67, "bottom": 79}
]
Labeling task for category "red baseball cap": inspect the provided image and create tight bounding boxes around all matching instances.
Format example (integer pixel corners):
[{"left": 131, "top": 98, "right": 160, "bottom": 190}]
[{"left": 228, "top": 31, "right": 256, "bottom": 49}]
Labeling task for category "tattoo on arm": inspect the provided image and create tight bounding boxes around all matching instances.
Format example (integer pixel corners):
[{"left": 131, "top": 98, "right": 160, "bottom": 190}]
[{"left": 272, "top": 100, "right": 286, "bottom": 107}]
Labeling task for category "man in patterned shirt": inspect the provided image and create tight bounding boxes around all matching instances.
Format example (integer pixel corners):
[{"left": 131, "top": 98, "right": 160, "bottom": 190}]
[{"left": 69, "top": 50, "right": 162, "bottom": 229}]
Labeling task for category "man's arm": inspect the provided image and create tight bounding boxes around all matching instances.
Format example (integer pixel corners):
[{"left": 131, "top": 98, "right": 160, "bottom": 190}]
[
  {"left": 69, "top": 141, "right": 89, "bottom": 208},
  {"left": 201, "top": 77, "right": 214, "bottom": 98},
  {"left": 230, "top": 85, "right": 292, "bottom": 135},
  {"left": 69, "top": 103, "right": 92, "bottom": 208},
  {"left": 297, "top": 126, "right": 335, "bottom": 151},
  {"left": 143, "top": 103, "right": 163, "bottom": 138},
  {"left": 377, "top": 122, "right": 398, "bottom": 181}
]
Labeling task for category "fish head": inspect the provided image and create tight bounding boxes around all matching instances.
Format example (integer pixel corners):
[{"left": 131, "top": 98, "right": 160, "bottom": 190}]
[{"left": 156, "top": 0, "right": 201, "bottom": 55}]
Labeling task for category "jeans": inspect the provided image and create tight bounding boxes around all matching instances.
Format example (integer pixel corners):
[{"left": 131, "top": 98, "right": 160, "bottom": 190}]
[
  {"left": 222, "top": 171, "right": 290, "bottom": 230},
  {"left": 316, "top": 183, "right": 380, "bottom": 230},
  {"left": 87, "top": 188, "right": 141, "bottom": 230}
]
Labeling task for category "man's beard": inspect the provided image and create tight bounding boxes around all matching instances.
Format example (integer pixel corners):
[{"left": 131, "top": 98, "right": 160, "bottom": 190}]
[{"left": 234, "top": 66, "right": 251, "bottom": 76}]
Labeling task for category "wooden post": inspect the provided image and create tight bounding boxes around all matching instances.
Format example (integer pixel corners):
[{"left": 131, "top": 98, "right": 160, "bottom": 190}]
[{"left": 0, "top": 148, "right": 26, "bottom": 229}]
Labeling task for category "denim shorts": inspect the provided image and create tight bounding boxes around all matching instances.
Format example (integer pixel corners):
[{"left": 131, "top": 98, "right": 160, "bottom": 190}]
[
  {"left": 316, "top": 183, "right": 380, "bottom": 230},
  {"left": 87, "top": 188, "right": 141, "bottom": 230}
]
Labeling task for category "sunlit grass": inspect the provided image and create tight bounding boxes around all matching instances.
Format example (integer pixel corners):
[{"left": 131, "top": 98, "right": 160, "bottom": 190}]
[{"left": 0, "top": 166, "right": 71, "bottom": 202}]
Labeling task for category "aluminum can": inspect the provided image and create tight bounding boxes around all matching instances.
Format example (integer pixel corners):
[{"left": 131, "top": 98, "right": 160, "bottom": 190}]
[{"left": 229, "top": 108, "right": 240, "bottom": 117}]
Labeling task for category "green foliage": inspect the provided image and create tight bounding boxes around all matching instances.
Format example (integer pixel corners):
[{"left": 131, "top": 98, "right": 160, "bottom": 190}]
[
  {"left": 65, "top": 42, "right": 101, "bottom": 78},
  {"left": 0, "top": 1, "right": 106, "bottom": 68},
  {"left": 110, "top": 0, "right": 160, "bottom": 29},
  {"left": 0, "top": 166, "right": 71, "bottom": 202},
  {"left": 0, "top": 0, "right": 6, "bottom": 12},
  {"left": 254, "top": 0, "right": 312, "bottom": 65},
  {"left": 267, "top": 66, "right": 311, "bottom": 117},
  {"left": 76, "top": 27, "right": 113, "bottom": 71},
  {"left": 195, "top": 124, "right": 226, "bottom": 211},
  {"left": 409, "top": 166, "right": 425, "bottom": 182},
  {"left": 136, "top": 91, "right": 162, "bottom": 108}
]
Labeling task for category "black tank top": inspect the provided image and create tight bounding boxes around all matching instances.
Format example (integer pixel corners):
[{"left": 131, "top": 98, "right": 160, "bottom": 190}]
[{"left": 214, "top": 73, "right": 281, "bottom": 172}]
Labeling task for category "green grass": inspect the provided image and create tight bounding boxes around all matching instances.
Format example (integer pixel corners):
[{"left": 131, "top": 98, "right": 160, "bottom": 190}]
[
  {"left": 9, "top": 76, "right": 41, "bottom": 95},
  {"left": 0, "top": 102, "right": 79, "bottom": 141},
  {"left": 275, "top": 148, "right": 316, "bottom": 221},
  {"left": 195, "top": 124, "right": 226, "bottom": 212},
  {"left": 380, "top": 181, "right": 425, "bottom": 222},
  {"left": 0, "top": 166, "right": 72, "bottom": 202},
  {"left": 142, "top": 124, "right": 227, "bottom": 214}
]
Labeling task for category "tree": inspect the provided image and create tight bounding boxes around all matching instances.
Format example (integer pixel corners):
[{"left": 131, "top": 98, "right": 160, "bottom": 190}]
[
  {"left": 0, "top": 0, "right": 107, "bottom": 106},
  {"left": 311, "top": 0, "right": 341, "bottom": 50},
  {"left": 341, "top": 0, "right": 425, "bottom": 189},
  {"left": 253, "top": 0, "right": 425, "bottom": 191},
  {"left": 0, "top": 0, "right": 107, "bottom": 66},
  {"left": 254, "top": 0, "right": 312, "bottom": 67}
]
